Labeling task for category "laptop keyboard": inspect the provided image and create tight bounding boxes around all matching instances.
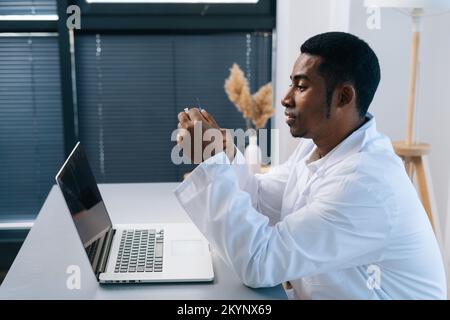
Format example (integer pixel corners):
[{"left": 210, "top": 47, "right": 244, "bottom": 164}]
[{"left": 114, "top": 229, "right": 164, "bottom": 273}]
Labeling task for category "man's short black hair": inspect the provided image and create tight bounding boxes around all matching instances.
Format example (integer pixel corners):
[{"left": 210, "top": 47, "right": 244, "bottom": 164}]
[{"left": 300, "top": 32, "right": 381, "bottom": 118}]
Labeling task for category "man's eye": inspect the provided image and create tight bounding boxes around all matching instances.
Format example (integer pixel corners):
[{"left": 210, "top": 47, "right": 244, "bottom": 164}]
[{"left": 289, "top": 84, "right": 306, "bottom": 91}]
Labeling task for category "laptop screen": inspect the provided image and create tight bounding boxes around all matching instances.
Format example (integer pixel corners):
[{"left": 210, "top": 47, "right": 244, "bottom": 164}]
[{"left": 56, "top": 142, "right": 112, "bottom": 269}]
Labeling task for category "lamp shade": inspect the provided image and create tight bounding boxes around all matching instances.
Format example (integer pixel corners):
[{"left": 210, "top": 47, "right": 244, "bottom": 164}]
[{"left": 364, "top": 0, "right": 450, "bottom": 9}]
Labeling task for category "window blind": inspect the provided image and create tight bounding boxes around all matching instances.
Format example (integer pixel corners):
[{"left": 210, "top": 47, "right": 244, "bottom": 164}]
[
  {"left": 0, "top": 35, "right": 64, "bottom": 220},
  {"left": 75, "top": 32, "right": 272, "bottom": 182}
]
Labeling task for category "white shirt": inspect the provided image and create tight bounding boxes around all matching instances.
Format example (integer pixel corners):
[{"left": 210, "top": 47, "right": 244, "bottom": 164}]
[{"left": 174, "top": 115, "right": 447, "bottom": 299}]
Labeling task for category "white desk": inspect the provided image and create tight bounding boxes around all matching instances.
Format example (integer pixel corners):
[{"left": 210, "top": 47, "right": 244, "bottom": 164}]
[{"left": 0, "top": 183, "right": 286, "bottom": 300}]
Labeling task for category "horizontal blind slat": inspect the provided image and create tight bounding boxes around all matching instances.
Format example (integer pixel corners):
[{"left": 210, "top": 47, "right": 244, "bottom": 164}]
[{"left": 0, "top": 0, "right": 57, "bottom": 15}]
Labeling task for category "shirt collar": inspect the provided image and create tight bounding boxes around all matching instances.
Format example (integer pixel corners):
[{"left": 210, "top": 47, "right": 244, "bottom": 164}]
[{"left": 305, "top": 113, "right": 378, "bottom": 173}]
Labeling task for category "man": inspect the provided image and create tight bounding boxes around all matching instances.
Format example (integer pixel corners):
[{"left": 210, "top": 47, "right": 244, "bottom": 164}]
[{"left": 174, "top": 32, "right": 447, "bottom": 299}]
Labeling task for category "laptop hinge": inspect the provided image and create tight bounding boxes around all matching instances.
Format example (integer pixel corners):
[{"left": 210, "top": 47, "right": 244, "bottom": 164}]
[{"left": 96, "top": 228, "right": 116, "bottom": 278}]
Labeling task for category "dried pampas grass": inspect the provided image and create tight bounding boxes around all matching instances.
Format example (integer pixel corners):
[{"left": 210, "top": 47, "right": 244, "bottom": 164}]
[
  {"left": 224, "top": 63, "right": 274, "bottom": 129},
  {"left": 224, "top": 64, "right": 252, "bottom": 119},
  {"left": 251, "top": 83, "right": 273, "bottom": 129}
]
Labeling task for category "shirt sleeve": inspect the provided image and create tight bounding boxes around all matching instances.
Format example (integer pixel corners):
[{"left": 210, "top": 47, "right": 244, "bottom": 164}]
[
  {"left": 228, "top": 144, "right": 300, "bottom": 224},
  {"left": 174, "top": 152, "right": 392, "bottom": 288}
]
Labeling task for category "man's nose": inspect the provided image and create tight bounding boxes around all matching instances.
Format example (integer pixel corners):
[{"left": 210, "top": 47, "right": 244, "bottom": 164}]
[{"left": 281, "top": 89, "right": 294, "bottom": 109}]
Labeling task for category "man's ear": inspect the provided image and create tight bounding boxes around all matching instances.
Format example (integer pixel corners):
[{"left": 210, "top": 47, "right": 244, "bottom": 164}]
[{"left": 337, "top": 83, "right": 356, "bottom": 108}]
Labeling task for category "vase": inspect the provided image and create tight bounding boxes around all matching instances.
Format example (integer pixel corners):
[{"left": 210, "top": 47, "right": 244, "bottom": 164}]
[{"left": 244, "top": 134, "right": 262, "bottom": 174}]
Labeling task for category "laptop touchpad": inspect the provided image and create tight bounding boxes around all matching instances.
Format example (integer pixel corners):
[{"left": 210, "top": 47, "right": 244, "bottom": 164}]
[{"left": 171, "top": 240, "right": 204, "bottom": 256}]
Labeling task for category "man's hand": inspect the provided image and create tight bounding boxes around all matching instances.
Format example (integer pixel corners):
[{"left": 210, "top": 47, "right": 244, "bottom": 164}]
[{"left": 177, "top": 108, "right": 236, "bottom": 164}]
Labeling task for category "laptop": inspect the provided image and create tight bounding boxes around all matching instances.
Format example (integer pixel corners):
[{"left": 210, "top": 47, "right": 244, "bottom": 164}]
[{"left": 55, "top": 142, "right": 214, "bottom": 284}]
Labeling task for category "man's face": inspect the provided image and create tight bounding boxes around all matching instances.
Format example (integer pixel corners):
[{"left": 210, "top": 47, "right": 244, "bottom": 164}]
[{"left": 281, "top": 53, "right": 331, "bottom": 139}]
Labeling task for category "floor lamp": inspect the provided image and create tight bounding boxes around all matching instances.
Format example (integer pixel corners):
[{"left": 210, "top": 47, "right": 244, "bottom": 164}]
[{"left": 364, "top": 0, "right": 450, "bottom": 230}]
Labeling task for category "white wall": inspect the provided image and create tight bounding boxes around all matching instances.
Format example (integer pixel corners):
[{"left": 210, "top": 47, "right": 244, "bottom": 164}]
[
  {"left": 348, "top": 6, "right": 410, "bottom": 141},
  {"left": 417, "top": 11, "right": 450, "bottom": 245}
]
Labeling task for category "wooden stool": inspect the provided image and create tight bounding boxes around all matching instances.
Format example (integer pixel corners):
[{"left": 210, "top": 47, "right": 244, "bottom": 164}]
[{"left": 392, "top": 141, "right": 434, "bottom": 230}]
